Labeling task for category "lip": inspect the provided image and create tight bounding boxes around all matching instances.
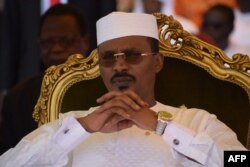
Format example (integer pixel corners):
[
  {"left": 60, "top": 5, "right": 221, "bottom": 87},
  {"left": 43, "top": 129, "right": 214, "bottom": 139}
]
[{"left": 111, "top": 76, "right": 134, "bottom": 88}]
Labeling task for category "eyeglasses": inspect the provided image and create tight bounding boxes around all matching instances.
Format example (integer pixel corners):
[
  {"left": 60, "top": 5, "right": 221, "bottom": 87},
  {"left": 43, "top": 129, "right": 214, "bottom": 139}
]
[
  {"left": 39, "top": 36, "right": 81, "bottom": 50},
  {"left": 99, "top": 51, "right": 156, "bottom": 67}
]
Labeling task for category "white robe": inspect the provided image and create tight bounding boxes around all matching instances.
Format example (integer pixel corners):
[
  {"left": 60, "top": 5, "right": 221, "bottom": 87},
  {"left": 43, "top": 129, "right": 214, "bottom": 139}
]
[{"left": 0, "top": 102, "right": 245, "bottom": 167}]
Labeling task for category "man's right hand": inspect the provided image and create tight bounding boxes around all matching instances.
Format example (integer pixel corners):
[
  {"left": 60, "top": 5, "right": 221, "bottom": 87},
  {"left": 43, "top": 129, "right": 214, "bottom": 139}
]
[{"left": 77, "top": 90, "right": 148, "bottom": 133}]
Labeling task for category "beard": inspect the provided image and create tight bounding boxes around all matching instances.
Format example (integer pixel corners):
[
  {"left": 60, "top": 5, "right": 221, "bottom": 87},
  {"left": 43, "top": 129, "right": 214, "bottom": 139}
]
[{"left": 110, "top": 72, "right": 136, "bottom": 91}]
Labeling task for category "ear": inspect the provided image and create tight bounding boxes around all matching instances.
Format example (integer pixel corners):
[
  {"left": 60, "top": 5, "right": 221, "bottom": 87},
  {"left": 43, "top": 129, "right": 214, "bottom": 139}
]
[{"left": 154, "top": 53, "right": 164, "bottom": 73}]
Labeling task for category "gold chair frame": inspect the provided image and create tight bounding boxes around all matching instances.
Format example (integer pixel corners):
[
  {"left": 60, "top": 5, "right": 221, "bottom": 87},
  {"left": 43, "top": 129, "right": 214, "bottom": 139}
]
[{"left": 33, "top": 13, "right": 250, "bottom": 148}]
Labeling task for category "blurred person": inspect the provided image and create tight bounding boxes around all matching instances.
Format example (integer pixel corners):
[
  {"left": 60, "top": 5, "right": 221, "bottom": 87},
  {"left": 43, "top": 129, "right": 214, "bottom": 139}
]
[
  {"left": 0, "top": 0, "right": 3, "bottom": 28},
  {"left": 195, "top": 31, "right": 218, "bottom": 47},
  {"left": 0, "top": 12, "right": 246, "bottom": 166},
  {"left": 133, "top": 0, "right": 198, "bottom": 34},
  {"left": 174, "top": 0, "right": 237, "bottom": 27},
  {"left": 142, "top": 0, "right": 162, "bottom": 13},
  {"left": 230, "top": 0, "right": 250, "bottom": 55},
  {"left": 117, "top": 0, "right": 134, "bottom": 12},
  {"left": 0, "top": 0, "right": 116, "bottom": 110},
  {"left": 199, "top": 4, "right": 249, "bottom": 58},
  {"left": 0, "top": 4, "right": 90, "bottom": 155},
  {"left": 0, "top": 0, "right": 4, "bottom": 120}
]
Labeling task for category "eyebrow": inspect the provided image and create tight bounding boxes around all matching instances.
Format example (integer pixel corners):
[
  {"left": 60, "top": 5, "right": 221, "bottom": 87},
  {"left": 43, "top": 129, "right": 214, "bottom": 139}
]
[
  {"left": 103, "top": 48, "right": 141, "bottom": 54},
  {"left": 120, "top": 48, "right": 142, "bottom": 53}
]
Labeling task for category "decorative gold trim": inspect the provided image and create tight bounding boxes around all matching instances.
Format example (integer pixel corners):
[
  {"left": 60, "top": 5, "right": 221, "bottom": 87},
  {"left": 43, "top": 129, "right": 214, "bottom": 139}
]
[
  {"left": 154, "top": 13, "right": 250, "bottom": 100},
  {"left": 33, "top": 50, "right": 100, "bottom": 126}
]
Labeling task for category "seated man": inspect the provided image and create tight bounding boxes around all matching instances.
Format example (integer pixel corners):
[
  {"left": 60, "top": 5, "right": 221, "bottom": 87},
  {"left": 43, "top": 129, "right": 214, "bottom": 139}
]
[
  {"left": 0, "top": 4, "right": 89, "bottom": 154},
  {"left": 199, "top": 4, "right": 249, "bottom": 57},
  {"left": 0, "top": 12, "right": 245, "bottom": 166}
]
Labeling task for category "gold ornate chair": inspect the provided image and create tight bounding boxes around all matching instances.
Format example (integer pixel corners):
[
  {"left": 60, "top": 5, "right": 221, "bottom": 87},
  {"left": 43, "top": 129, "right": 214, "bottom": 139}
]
[{"left": 33, "top": 13, "right": 250, "bottom": 148}]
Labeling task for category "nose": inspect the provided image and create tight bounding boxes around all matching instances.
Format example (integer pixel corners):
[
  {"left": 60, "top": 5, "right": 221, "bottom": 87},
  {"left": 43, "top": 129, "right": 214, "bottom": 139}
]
[
  {"left": 114, "top": 52, "right": 126, "bottom": 60},
  {"left": 113, "top": 54, "right": 129, "bottom": 72},
  {"left": 50, "top": 41, "right": 65, "bottom": 52}
]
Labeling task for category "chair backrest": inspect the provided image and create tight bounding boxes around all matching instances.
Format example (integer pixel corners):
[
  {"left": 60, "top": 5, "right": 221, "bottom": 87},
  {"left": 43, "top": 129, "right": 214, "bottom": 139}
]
[{"left": 33, "top": 13, "right": 250, "bottom": 148}]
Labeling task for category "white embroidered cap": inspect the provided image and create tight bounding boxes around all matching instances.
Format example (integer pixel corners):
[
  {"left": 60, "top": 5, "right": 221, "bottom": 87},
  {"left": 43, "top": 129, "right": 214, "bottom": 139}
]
[{"left": 96, "top": 12, "right": 159, "bottom": 45}]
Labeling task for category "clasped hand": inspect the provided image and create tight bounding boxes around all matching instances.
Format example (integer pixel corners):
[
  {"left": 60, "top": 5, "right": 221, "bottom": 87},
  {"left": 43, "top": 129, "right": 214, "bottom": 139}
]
[{"left": 78, "top": 90, "right": 157, "bottom": 133}]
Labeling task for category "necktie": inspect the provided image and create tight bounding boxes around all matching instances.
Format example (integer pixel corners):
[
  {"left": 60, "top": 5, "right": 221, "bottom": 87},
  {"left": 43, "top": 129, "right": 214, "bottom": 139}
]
[{"left": 50, "top": 0, "right": 60, "bottom": 7}]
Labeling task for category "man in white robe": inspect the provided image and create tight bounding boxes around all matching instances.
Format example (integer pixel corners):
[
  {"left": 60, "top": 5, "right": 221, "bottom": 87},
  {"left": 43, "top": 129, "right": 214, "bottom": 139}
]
[{"left": 0, "top": 12, "right": 246, "bottom": 167}]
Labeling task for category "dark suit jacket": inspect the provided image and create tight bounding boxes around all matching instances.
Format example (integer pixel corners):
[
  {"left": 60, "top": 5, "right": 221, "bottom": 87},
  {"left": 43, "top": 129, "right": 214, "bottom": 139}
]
[
  {"left": 0, "top": 74, "right": 43, "bottom": 154},
  {"left": 0, "top": 0, "right": 116, "bottom": 154},
  {"left": 0, "top": 0, "right": 116, "bottom": 91}
]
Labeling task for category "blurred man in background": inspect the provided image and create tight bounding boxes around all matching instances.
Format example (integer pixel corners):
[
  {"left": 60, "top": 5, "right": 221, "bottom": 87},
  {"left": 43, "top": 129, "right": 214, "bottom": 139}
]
[
  {"left": 0, "top": 0, "right": 116, "bottom": 115},
  {"left": 199, "top": 4, "right": 248, "bottom": 57},
  {"left": 132, "top": 0, "right": 198, "bottom": 34},
  {"left": 230, "top": 0, "right": 250, "bottom": 55},
  {"left": 0, "top": 4, "right": 90, "bottom": 154}
]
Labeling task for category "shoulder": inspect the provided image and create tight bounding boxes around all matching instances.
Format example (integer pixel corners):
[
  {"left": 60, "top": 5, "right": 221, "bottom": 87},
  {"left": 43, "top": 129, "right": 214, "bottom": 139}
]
[{"left": 6, "top": 74, "right": 43, "bottom": 97}]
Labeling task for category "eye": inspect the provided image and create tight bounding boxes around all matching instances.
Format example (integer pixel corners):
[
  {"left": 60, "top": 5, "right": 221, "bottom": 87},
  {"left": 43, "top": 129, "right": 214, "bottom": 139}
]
[
  {"left": 40, "top": 39, "right": 53, "bottom": 48},
  {"left": 102, "top": 53, "right": 115, "bottom": 60},
  {"left": 124, "top": 50, "right": 141, "bottom": 58},
  {"left": 60, "top": 37, "right": 71, "bottom": 45}
]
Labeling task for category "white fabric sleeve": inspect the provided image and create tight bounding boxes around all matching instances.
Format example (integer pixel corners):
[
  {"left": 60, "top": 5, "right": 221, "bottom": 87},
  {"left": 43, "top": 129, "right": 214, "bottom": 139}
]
[
  {"left": 0, "top": 116, "right": 91, "bottom": 167},
  {"left": 162, "top": 117, "right": 246, "bottom": 167}
]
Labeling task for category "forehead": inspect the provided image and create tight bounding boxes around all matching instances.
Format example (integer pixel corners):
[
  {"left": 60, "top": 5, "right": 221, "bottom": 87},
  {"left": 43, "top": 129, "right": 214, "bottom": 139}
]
[
  {"left": 41, "top": 15, "right": 79, "bottom": 36},
  {"left": 98, "top": 36, "right": 151, "bottom": 53},
  {"left": 205, "top": 9, "right": 230, "bottom": 22}
]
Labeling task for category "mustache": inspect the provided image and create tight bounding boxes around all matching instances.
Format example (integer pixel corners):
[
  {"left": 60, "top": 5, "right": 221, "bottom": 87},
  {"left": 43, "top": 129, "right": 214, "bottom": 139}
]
[{"left": 110, "top": 72, "right": 136, "bottom": 83}]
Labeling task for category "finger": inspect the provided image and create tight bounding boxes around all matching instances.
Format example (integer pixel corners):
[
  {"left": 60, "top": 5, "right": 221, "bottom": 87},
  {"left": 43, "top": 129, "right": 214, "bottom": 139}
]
[
  {"left": 125, "top": 107, "right": 158, "bottom": 131},
  {"left": 97, "top": 97, "right": 137, "bottom": 113},
  {"left": 97, "top": 90, "right": 148, "bottom": 108},
  {"left": 101, "top": 114, "right": 127, "bottom": 130},
  {"left": 96, "top": 91, "right": 122, "bottom": 103},
  {"left": 97, "top": 92, "right": 145, "bottom": 111},
  {"left": 95, "top": 107, "right": 131, "bottom": 123},
  {"left": 123, "top": 90, "right": 149, "bottom": 107},
  {"left": 101, "top": 119, "right": 133, "bottom": 133},
  {"left": 109, "top": 107, "right": 131, "bottom": 119},
  {"left": 117, "top": 120, "right": 134, "bottom": 131},
  {"left": 119, "top": 94, "right": 143, "bottom": 110},
  {"left": 113, "top": 95, "right": 142, "bottom": 111},
  {"left": 109, "top": 114, "right": 127, "bottom": 125}
]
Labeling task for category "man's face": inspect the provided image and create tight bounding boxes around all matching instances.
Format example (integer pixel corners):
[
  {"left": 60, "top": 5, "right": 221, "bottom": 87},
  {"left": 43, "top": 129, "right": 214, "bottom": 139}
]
[
  {"left": 98, "top": 36, "right": 163, "bottom": 101},
  {"left": 39, "top": 15, "right": 89, "bottom": 68},
  {"left": 143, "top": 0, "right": 162, "bottom": 14},
  {"left": 201, "top": 9, "right": 232, "bottom": 43},
  {"left": 236, "top": 0, "right": 250, "bottom": 13}
]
